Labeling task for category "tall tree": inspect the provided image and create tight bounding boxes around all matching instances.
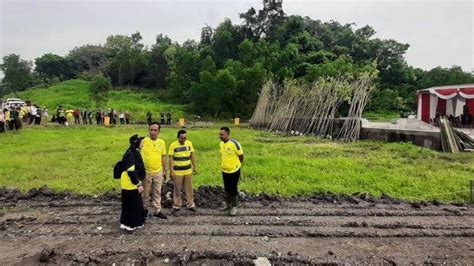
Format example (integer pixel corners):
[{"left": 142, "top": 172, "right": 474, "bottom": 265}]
[
  {"left": 211, "top": 19, "right": 242, "bottom": 67},
  {"left": 0, "top": 54, "right": 33, "bottom": 95},
  {"left": 239, "top": 0, "right": 285, "bottom": 40},
  {"left": 374, "top": 39, "right": 410, "bottom": 84},
  {"left": 129, "top": 31, "right": 147, "bottom": 85},
  {"left": 146, "top": 34, "right": 172, "bottom": 90},
  {"left": 67, "top": 45, "right": 107, "bottom": 74},
  {"left": 104, "top": 34, "right": 133, "bottom": 87},
  {"left": 90, "top": 74, "right": 112, "bottom": 107},
  {"left": 35, "top": 53, "right": 75, "bottom": 82},
  {"left": 200, "top": 25, "right": 213, "bottom": 47}
]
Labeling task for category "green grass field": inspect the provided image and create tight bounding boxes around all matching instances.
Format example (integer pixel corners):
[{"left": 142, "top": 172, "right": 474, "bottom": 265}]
[
  {"left": 362, "top": 111, "right": 401, "bottom": 122},
  {"left": 1, "top": 125, "right": 473, "bottom": 202},
  {"left": 6, "top": 79, "right": 186, "bottom": 122}
]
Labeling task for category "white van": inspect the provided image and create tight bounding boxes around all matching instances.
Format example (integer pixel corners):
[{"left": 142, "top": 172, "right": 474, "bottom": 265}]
[{"left": 1, "top": 98, "right": 26, "bottom": 109}]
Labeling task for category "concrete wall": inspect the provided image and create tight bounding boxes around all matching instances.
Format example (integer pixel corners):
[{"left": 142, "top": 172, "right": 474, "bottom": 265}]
[{"left": 360, "top": 127, "right": 441, "bottom": 151}]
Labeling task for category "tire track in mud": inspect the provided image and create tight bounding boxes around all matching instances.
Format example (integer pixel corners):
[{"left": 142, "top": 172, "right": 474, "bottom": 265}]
[{"left": 1, "top": 189, "right": 474, "bottom": 264}]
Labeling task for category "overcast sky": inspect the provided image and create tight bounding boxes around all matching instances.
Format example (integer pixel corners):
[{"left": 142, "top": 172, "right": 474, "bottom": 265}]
[{"left": 1, "top": 0, "right": 473, "bottom": 73}]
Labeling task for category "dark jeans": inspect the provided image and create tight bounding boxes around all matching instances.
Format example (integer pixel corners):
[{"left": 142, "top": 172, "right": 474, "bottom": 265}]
[
  {"left": 222, "top": 169, "right": 241, "bottom": 206},
  {"left": 74, "top": 116, "right": 80, "bottom": 124},
  {"left": 120, "top": 118, "right": 125, "bottom": 124}
]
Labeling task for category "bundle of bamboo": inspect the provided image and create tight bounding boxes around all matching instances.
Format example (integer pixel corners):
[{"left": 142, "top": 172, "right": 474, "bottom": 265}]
[
  {"left": 439, "top": 117, "right": 462, "bottom": 153},
  {"left": 439, "top": 117, "right": 474, "bottom": 152},
  {"left": 250, "top": 74, "right": 375, "bottom": 140},
  {"left": 455, "top": 130, "right": 474, "bottom": 152}
]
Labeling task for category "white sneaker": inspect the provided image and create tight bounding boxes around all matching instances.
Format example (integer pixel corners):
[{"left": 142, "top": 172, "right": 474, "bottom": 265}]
[
  {"left": 136, "top": 224, "right": 144, "bottom": 229},
  {"left": 120, "top": 224, "right": 136, "bottom": 231}
]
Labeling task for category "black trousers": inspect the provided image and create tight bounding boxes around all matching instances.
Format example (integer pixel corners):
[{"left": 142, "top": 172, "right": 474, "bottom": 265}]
[
  {"left": 222, "top": 169, "right": 241, "bottom": 206},
  {"left": 0, "top": 122, "right": 5, "bottom": 133},
  {"left": 9, "top": 119, "right": 20, "bottom": 130}
]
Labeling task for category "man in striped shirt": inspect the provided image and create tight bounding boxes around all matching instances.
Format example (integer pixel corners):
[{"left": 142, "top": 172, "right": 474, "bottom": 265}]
[{"left": 169, "top": 129, "right": 198, "bottom": 214}]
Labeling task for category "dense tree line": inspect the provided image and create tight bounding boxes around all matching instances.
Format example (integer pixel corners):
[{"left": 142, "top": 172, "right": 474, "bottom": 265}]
[{"left": 2, "top": 0, "right": 473, "bottom": 117}]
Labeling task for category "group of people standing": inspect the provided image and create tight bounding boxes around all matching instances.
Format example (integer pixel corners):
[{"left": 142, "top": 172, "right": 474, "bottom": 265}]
[
  {"left": 1, "top": 103, "right": 176, "bottom": 130},
  {"left": 0, "top": 104, "right": 49, "bottom": 133},
  {"left": 146, "top": 111, "right": 172, "bottom": 126},
  {"left": 119, "top": 124, "right": 244, "bottom": 231},
  {"left": 54, "top": 106, "right": 131, "bottom": 126},
  {"left": 94, "top": 109, "right": 131, "bottom": 125}
]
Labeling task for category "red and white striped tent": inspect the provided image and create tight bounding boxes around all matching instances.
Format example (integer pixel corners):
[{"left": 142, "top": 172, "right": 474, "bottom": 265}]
[{"left": 416, "top": 84, "right": 474, "bottom": 123}]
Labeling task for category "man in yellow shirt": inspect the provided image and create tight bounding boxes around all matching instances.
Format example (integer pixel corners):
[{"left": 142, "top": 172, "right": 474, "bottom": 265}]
[
  {"left": 20, "top": 105, "right": 28, "bottom": 123},
  {"left": 140, "top": 122, "right": 168, "bottom": 219},
  {"left": 169, "top": 129, "right": 197, "bottom": 215},
  {"left": 65, "top": 109, "right": 74, "bottom": 126},
  {"left": 219, "top": 126, "right": 244, "bottom": 216}
]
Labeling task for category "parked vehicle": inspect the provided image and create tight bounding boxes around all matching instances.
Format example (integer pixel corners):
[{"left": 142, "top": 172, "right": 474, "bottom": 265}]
[{"left": 1, "top": 97, "right": 27, "bottom": 109}]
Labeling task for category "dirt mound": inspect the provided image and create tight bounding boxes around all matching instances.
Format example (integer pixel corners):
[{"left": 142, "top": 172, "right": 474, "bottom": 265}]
[
  {"left": 0, "top": 185, "right": 92, "bottom": 203},
  {"left": 0, "top": 185, "right": 460, "bottom": 208}
]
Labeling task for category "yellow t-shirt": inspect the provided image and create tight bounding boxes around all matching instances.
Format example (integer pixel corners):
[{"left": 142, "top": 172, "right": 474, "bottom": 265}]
[
  {"left": 19, "top": 107, "right": 28, "bottom": 119},
  {"left": 141, "top": 137, "right": 166, "bottom": 174},
  {"left": 220, "top": 139, "right": 243, "bottom": 173},
  {"left": 169, "top": 140, "right": 194, "bottom": 176},
  {"left": 121, "top": 165, "right": 137, "bottom": 190},
  {"left": 5, "top": 111, "right": 10, "bottom": 121}
]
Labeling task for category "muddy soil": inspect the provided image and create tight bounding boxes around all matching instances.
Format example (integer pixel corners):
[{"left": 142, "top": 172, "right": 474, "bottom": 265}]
[{"left": 1, "top": 185, "right": 473, "bottom": 265}]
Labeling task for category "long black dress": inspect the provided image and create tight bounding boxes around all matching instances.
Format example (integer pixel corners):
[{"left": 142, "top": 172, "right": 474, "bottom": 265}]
[{"left": 120, "top": 149, "right": 146, "bottom": 228}]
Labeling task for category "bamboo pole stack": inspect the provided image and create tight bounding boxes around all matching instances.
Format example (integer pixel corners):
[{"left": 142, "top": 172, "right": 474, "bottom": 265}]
[
  {"left": 439, "top": 117, "right": 461, "bottom": 153},
  {"left": 454, "top": 130, "right": 474, "bottom": 151},
  {"left": 439, "top": 117, "right": 474, "bottom": 153},
  {"left": 250, "top": 74, "right": 375, "bottom": 140}
]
